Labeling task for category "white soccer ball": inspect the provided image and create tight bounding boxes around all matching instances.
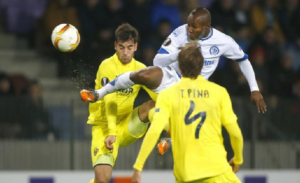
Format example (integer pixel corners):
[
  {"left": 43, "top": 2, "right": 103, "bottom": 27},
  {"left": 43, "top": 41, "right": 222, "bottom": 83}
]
[{"left": 51, "top": 23, "right": 80, "bottom": 52}]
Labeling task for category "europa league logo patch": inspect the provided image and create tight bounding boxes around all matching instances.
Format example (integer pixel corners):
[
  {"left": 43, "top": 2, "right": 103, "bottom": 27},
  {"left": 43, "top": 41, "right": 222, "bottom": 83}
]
[
  {"left": 163, "top": 38, "right": 172, "bottom": 46},
  {"left": 101, "top": 77, "right": 110, "bottom": 86}
]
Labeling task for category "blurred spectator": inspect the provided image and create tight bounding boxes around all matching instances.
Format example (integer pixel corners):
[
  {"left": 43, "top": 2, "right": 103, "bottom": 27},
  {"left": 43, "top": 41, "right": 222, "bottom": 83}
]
[
  {"left": 77, "top": 0, "right": 113, "bottom": 71},
  {"left": 9, "top": 74, "right": 30, "bottom": 96},
  {"left": 250, "top": 0, "right": 285, "bottom": 43},
  {"left": 214, "top": 61, "right": 249, "bottom": 96},
  {"left": 293, "top": 79, "right": 300, "bottom": 100},
  {"left": 179, "top": 0, "right": 199, "bottom": 23},
  {"left": 125, "top": 0, "right": 153, "bottom": 38},
  {"left": 209, "top": 0, "right": 236, "bottom": 33},
  {"left": 38, "top": 0, "right": 80, "bottom": 54},
  {"left": 250, "top": 27, "right": 282, "bottom": 71},
  {"left": 278, "top": 0, "right": 300, "bottom": 46},
  {"left": 196, "top": 0, "right": 216, "bottom": 8},
  {"left": 233, "top": 24, "right": 252, "bottom": 52},
  {"left": 26, "top": 80, "right": 54, "bottom": 139},
  {"left": 249, "top": 47, "right": 269, "bottom": 95},
  {"left": 146, "top": 19, "right": 173, "bottom": 48},
  {"left": 0, "top": 72, "right": 13, "bottom": 96},
  {"left": 151, "top": 0, "right": 182, "bottom": 31},
  {"left": 235, "top": 0, "right": 252, "bottom": 25},
  {"left": 269, "top": 52, "right": 296, "bottom": 97},
  {"left": 104, "top": 0, "right": 126, "bottom": 28},
  {"left": 78, "top": 0, "right": 107, "bottom": 41},
  {"left": 0, "top": 0, "right": 48, "bottom": 48},
  {"left": 140, "top": 44, "right": 156, "bottom": 66}
]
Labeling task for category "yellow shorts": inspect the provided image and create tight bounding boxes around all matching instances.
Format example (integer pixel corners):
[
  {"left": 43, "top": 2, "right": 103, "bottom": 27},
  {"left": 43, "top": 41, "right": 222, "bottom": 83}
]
[
  {"left": 176, "top": 168, "right": 241, "bottom": 183},
  {"left": 91, "top": 107, "right": 149, "bottom": 167}
]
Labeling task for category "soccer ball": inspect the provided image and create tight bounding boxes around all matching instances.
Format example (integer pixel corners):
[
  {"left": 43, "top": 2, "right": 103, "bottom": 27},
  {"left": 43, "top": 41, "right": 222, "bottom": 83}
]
[{"left": 51, "top": 23, "right": 80, "bottom": 52}]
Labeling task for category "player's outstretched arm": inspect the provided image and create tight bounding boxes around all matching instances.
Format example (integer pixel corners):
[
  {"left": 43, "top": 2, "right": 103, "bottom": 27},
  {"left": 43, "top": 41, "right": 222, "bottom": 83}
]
[
  {"left": 238, "top": 60, "right": 267, "bottom": 113},
  {"left": 251, "top": 90, "right": 267, "bottom": 114},
  {"left": 224, "top": 123, "right": 243, "bottom": 173}
]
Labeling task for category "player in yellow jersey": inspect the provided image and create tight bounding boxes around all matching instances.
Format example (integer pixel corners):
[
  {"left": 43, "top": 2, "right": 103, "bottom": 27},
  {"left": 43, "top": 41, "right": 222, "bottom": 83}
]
[
  {"left": 132, "top": 42, "right": 244, "bottom": 183},
  {"left": 81, "top": 23, "right": 157, "bottom": 183}
]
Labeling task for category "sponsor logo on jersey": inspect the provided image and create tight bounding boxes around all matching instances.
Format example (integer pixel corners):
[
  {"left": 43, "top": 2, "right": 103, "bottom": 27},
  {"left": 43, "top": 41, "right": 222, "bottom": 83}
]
[
  {"left": 209, "top": 46, "right": 219, "bottom": 55},
  {"left": 172, "top": 27, "right": 182, "bottom": 37},
  {"left": 163, "top": 38, "right": 171, "bottom": 46},
  {"left": 204, "top": 60, "right": 215, "bottom": 66},
  {"left": 117, "top": 88, "right": 133, "bottom": 96},
  {"left": 101, "top": 77, "right": 110, "bottom": 86}
]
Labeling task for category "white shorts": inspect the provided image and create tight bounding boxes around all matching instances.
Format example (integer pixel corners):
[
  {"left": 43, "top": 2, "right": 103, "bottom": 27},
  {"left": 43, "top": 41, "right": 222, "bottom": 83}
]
[{"left": 152, "top": 65, "right": 182, "bottom": 93}]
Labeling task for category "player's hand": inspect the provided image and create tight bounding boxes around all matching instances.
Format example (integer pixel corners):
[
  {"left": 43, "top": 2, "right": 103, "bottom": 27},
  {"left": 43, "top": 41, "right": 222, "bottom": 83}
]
[
  {"left": 229, "top": 158, "right": 240, "bottom": 173},
  {"left": 80, "top": 89, "right": 99, "bottom": 102},
  {"left": 250, "top": 91, "right": 267, "bottom": 114},
  {"left": 105, "top": 135, "right": 116, "bottom": 150},
  {"left": 132, "top": 169, "right": 141, "bottom": 183}
]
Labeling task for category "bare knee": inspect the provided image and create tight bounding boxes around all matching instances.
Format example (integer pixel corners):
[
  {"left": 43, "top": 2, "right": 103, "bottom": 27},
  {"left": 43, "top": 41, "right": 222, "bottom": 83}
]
[
  {"left": 130, "top": 67, "right": 163, "bottom": 89},
  {"left": 94, "top": 176, "right": 110, "bottom": 183},
  {"left": 94, "top": 165, "right": 112, "bottom": 183},
  {"left": 138, "top": 100, "right": 156, "bottom": 122}
]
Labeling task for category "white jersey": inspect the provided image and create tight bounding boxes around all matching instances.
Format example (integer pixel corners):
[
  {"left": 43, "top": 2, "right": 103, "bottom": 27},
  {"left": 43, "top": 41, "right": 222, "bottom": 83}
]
[{"left": 156, "top": 24, "right": 248, "bottom": 80}]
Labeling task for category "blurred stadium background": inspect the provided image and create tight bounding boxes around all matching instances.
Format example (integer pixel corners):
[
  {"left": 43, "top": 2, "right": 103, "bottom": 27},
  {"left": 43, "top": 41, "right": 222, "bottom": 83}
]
[{"left": 0, "top": 0, "right": 300, "bottom": 182}]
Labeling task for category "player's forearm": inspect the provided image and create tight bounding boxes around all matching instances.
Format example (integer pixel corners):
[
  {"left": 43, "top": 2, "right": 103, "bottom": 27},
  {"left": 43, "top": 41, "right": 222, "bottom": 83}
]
[
  {"left": 105, "top": 96, "right": 118, "bottom": 135},
  {"left": 153, "top": 50, "right": 180, "bottom": 66},
  {"left": 225, "top": 123, "right": 244, "bottom": 165},
  {"left": 134, "top": 116, "right": 167, "bottom": 171},
  {"left": 238, "top": 59, "right": 259, "bottom": 91},
  {"left": 133, "top": 129, "right": 161, "bottom": 171}
]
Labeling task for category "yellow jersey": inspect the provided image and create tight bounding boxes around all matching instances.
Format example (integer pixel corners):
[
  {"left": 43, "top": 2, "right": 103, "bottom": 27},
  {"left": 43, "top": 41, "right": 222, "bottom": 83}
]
[
  {"left": 134, "top": 76, "right": 242, "bottom": 182},
  {"left": 87, "top": 54, "right": 154, "bottom": 135}
]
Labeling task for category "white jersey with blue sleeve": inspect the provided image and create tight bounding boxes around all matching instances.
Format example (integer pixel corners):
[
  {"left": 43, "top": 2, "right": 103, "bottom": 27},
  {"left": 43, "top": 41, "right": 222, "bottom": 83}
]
[{"left": 154, "top": 24, "right": 249, "bottom": 80}]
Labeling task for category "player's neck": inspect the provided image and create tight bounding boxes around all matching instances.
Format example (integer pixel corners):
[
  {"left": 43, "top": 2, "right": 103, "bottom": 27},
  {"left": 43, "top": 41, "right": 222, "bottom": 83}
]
[{"left": 203, "top": 28, "right": 210, "bottom": 38}]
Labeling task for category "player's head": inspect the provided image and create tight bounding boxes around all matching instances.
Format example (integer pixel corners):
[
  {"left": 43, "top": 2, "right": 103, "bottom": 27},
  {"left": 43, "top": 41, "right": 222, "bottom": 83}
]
[
  {"left": 178, "top": 42, "right": 203, "bottom": 79},
  {"left": 187, "top": 7, "right": 211, "bottom": 40},
  {"left": 114, "top": 23, "right": 139, "bottom": 64}
]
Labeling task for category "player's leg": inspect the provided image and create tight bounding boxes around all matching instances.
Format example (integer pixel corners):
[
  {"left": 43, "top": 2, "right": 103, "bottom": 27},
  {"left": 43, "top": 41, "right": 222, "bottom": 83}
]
[
  {"left": 93, "top": 165, "right": 112, "bottom": 183},
  {"left": 130, "top": 66, "right": 163, "bottom": 90},
  {"left": 91, "top": 126, "right": 119, "bottom": 183},
  {"left": 81, "top": 67, "right": 163, "bottom": 102},
  {"left": 119, "top": 100, "right": 156, "bottom": 147}
]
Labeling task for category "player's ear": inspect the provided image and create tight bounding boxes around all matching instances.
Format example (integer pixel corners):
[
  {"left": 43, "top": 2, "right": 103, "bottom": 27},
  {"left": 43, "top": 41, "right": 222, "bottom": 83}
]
[
  {"left": 134, "top": 42, "right": 138, "bottom": 51},
  {"left": 114, "top": 41, "right": 117, "bottom": 50}
]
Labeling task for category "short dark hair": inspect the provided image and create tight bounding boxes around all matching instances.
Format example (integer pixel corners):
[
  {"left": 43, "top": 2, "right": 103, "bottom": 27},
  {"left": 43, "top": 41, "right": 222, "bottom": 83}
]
[
  {"left": 115, "top": 23, "right": 139, "bottom": 43},
  {"left": 191, "top": 7, "right": 211, "bottom": 25},
  {"left": 178, "top": 43, "right": 203, "bottom": 79}
]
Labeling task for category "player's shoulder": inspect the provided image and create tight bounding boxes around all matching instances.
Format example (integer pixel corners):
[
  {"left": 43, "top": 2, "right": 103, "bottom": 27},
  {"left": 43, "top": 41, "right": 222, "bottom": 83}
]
[
  {"left": 133, "top": 59, "right": 147, "bottom": 69},
  {"left": 211, "top": 28, "right": 234, "bottom": 42},
  {"left": 100, "top": 56, "right": 114, "bottom": 66},
  {"left": 99, "top": 55, "right": 116, "bottom": 71},
  {"left": 206, "top": 80, "right": 228, "bottom": 94},
  {"left": 171, "top": 24, "right": 187, "bottom": 38}
]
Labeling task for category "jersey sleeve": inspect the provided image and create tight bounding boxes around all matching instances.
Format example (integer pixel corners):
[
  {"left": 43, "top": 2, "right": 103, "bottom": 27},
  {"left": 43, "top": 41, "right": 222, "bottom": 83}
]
[
  {"left": 223, "top": 37, "right": 248, "bottom": 62},
  {"left": 97, "top": 61, "right": 118, "bottom": 135},
  {"left": 224, "top": 123, "right": 244, "bottom": 165},
  {"left": 220, "top": 88, "right": 238, "bottom": 126},
  {"left": 133, "top": 91, "right": 170, "bottom": 171},
  {"left": 153, "top": 27, "right": 183, "bottom": 66}
]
